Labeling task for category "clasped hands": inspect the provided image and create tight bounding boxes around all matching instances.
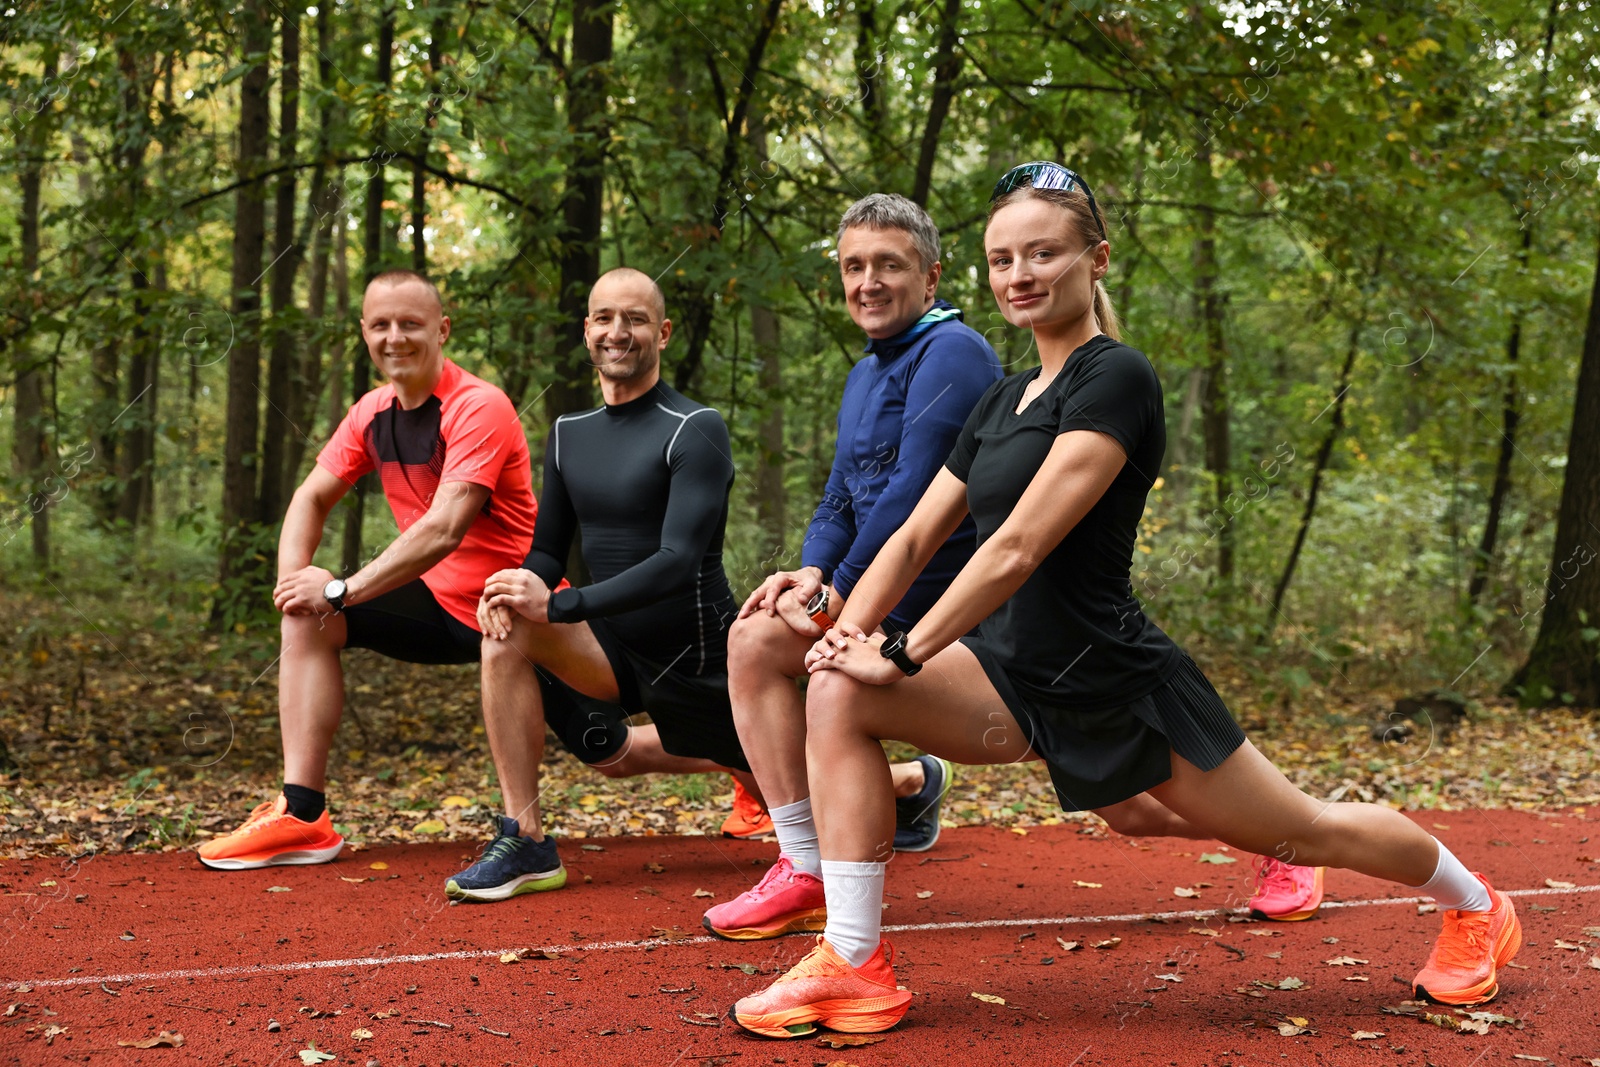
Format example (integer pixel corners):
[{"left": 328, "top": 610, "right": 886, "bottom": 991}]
[
  {"left": 804, "top": 624, "right": 900, "bottom": 685},
  {"left": 477, "top": 568, "right": 552, "bottom": 640}
]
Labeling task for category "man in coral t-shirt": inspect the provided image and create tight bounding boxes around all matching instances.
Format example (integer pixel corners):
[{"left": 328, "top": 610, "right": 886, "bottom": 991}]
[{"left": 198, "top": 271, "right": 727, "bottom": 870}]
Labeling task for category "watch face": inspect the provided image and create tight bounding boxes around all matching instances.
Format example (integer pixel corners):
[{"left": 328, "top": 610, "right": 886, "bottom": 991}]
[
  {"left": 326, "top": 579, "right": 346, "bottom": 599},
  {"left": 807, "top": 588, "right": 827, "bottom": 615}
]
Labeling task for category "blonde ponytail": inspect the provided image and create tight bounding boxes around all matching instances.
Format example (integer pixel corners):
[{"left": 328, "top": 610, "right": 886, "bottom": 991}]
[{"left": 1092, "top": 278, "right": 1121, "bottom": 341}]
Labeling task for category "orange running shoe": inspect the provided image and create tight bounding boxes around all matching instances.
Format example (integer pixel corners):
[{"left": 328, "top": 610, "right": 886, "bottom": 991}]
[
  {"left": 197, "top": 795, "right": 344, "bottom": 870},
  {"left": 721, "top": 777, "right": 773, "bottom": 839},
  {"left": 730, "top": 937, "right": 911, "bottom": 1038},
  {"left": 1248, "top": 856, "right": 1325, "bottom": 921},
  {"left": 1413, "top": 873, "right": 1522, "bottom": 1005}
]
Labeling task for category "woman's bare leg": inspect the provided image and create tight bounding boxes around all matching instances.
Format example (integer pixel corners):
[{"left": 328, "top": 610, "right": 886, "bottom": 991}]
[
  {"left": 804, "top": 641, "right": 1034, "bottom": 863},
  {"left": 1146, "top": 740, "right": 1438, "bottom": 885}
]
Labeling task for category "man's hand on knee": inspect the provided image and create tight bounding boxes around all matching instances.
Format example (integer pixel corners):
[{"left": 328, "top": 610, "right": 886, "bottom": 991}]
[
  {"left": 275, "top": 565, "right": 337, "bottom": 616},
  {"left": 773, "top": 585, "right": 826, "bottom": 638}
]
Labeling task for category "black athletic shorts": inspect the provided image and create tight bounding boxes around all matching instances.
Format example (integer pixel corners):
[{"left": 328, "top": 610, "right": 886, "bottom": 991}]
[
  {"left": 588, "top": 617, "right": 750, "bottom": 772},
  {"left": 341, "top": 579, "right": 629, "bottom": 765}
]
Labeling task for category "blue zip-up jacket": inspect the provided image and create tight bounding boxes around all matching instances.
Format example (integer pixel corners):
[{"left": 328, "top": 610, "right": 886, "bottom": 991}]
[{"left": 801, "top": 300, "right": 1003, "bottom": 631}]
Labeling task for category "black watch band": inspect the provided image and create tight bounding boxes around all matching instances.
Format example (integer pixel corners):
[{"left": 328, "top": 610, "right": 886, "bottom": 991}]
[{"left": 880, "top": 630, "right": 922, "bottom": 677}]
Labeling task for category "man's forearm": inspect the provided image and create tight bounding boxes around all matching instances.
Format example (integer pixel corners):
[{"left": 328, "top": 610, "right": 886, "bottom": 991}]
[
  {"left": 344, "top": 516, "right": 461, "bottom": 606},
  {"left": 278, "top": 498, "right": 332, "bottom": 577}
]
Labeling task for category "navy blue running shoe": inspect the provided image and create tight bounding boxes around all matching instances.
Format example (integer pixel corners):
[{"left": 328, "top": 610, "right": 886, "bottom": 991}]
[
  {"left": 893, "top": 755, "right": 953, "bottom": 853},
  {"left": 445, "top": 816, "right": 567, "bottom": 902}
]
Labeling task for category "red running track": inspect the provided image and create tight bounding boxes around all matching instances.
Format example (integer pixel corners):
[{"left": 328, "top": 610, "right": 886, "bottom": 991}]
[{"left": 3, "top": 809, "right": 1598, "bottom": 1066}]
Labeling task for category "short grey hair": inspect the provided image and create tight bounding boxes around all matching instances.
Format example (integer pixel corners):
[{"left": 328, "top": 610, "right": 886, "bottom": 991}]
[{"left": 835, "top": 193, "right": 941, "bottom": 271}]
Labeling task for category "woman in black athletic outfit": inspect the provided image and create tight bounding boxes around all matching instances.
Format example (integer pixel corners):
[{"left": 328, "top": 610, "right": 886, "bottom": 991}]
[{"left": 727, "top": 163, "right": 1522, "bottom": 1040}]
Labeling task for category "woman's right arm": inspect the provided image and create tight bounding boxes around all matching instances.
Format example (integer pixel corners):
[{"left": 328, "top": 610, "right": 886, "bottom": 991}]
[{"left": 831, "top": 467, "right": 971, "bottom": 636}]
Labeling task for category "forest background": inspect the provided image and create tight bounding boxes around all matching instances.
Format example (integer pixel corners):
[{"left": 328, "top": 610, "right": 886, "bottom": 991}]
[{"left": 1, "top": 0, "right": 1598, "bottom": 855}]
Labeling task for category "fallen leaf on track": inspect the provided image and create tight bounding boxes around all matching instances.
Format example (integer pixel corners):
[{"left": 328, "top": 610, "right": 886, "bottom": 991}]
[
  {"left": 266, "top": 886, "right": 291, "bottom": 893},
  {"left": 1351, "top": 1030, "right": 1383, "bottom": 1040},
  {"left": 1056, "top": 937, "right": 1080, "bottom": 951},
  {"left": 499, "top": 952, "right": 521, "bottom": 964},
  {"left": 1552, "top": 938, "right": 1583, "bottom": 950},
  {"left": 1073, "top": 880, "right": 1102, "bottom": 888},
  {"left": 971, "top": 992, "right": 1007, "bottom": 1005},
  {"left": 1276, "top": 977, "right": 1305, "bottom": 990},
  {"left": 118, "top": 1031, "right": 183, "bottom": 1048},
  {"left": 1276, "top": 1017, "right": 1313, "bottom": 1036},
  {"left": 816, "top": 1034, "right": 886, "bottom": 1047},
  {"left": 368, "top": 862, "right": 388, "bottom": 870},
  {"left": 350, "top": 1028, "right": 373, "bottom": 1041},
  {"left": 1545, "top": 879, "right": 1576, "bottom": 889},
  {"left": 692, "top": 888, "right": 714, "bottom": 898},
  {"left": 1323, "top": 957, "right": 1368, "bottom": 966},
  {"left": 1174, "top": 886, "right": 1200, "bottom": 898},
  {"left": 1198, "top": 852, "right": 1237, "bottom": 864},
  {"left": 1189, "top": 927, "right": 1219, "bottom": 937},
  {"left": 298, "top": 1046, "right": 336, "bottom": 1065},
  {"left": 1092, "top": 938, "right": 1121, "bottom": 950},
  {"left": 917, "top": 890, "right": 934, "bottom": 899}
]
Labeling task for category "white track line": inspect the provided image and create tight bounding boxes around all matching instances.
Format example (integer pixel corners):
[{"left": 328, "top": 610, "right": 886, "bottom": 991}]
[{"left": 9, "top": 884, "right": 1597, "bottom": 993}]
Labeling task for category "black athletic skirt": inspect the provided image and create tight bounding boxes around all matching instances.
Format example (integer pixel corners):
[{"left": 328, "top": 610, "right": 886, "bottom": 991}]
[{"left": 962, "top": 639, "right": 1245, "bottom": 811}]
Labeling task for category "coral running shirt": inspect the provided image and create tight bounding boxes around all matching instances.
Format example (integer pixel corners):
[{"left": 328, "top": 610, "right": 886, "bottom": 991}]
[{"left": 316, "top": 359, "right": 537, "bottom": 629}]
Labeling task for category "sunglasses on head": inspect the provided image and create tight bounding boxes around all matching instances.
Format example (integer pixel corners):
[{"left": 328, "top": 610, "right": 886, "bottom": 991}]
[{"left": 990, "top": 161, "right": 1107, "bottom": 241}]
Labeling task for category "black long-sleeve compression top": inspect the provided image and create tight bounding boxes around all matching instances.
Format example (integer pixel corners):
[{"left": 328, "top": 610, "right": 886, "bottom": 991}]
[{"left": 522, "top": 381, "right": 737, "bottom": 674}]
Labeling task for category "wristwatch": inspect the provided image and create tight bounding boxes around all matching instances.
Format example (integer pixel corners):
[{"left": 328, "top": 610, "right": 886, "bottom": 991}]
[
  {"left": 806, "top": 586, "right": 835, "bottom": 630},
  {"left": 322, "top": 577, "right": 348, "bottom": 613},
  {"left": 880, "top": 630, "right": 922, "bottom": 677}
]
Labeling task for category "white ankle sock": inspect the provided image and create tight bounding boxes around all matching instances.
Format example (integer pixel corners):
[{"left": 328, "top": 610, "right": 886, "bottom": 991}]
[
  {"left": 1417, "top": 839, "right": 1492, "bottom": 912},
  {"left": 820, "top": 859, "right": 886, "bottom": 968},
  {"left": 770, "top": 798, "right": 821, "bottom": 877}
]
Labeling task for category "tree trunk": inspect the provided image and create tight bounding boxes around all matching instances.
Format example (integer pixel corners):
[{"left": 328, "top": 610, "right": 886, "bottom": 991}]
[
  {"left": 216, "top": 1, "right": 275, "bottom": 623},
  {"left": 1508, "top": 220, "right": 1600, "bottom": 707},
  {"left": 1193, "top": 142, "right": 1232, "bottom": 580},
  {"left": 344, "top": 4, "right": 396, "bottom": 576},
  {"left": 1167, "top": 366, "right": 1203, "bottom": 533},
  {"left": 282, "top": 3, "right": 341, "bottom": 497},
  {"left": 259, "top": 2, "right": 305, "bottom": 525},
  {"left": 327, "top": 204, "right": 350, "bottom": 434},
  {"left": 910, "top": 0, "right": 962, "bottom": 208},
  {"left": 671, "top": 0, "right": 785, "bottom": 394},
  {"left": 746, "top": 108, "right": 785, "bottom": 564},
  {"left": 11, "top": 47, "right": 57, "bottom": 563},
  {"left": 1468, "top": 252, "right": 1527, "bottom": 603},
  {"left": 114, "top": 47, "right": 157, "bottom": 529},
  {"left": 1270, "top": 246, "right": 1385, "bottom": 621},
  {"left": 411, "top": 8, "right": 447, "bottom": 272},
  {"left": 1469, "top": 0, "right": 1560, "bottom": 604},
  {"left": 547, "top": 0, "right": 613, "bottom": 422},
  {"left": 854, "top": 1, "right": 885, "bottom": 159}
]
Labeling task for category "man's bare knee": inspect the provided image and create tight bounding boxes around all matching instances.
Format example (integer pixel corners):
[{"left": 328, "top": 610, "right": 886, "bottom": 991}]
[
  {"left": 730, "top": 611, "right": 806, "bottom": 664},
  {"left": 283, "top": 612, "right": 342, "bottom": 650}
]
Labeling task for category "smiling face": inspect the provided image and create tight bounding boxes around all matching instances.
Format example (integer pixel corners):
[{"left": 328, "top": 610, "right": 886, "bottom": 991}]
[
  {"left": 984, "top": 194, "right": 1108, "bottom": 335},
  {"left": 360, "top": 279, "right": 450, "bottom": 393},
  {"left": 837, "top": 225, "right": 941, "bottom": 340},
  {"left": 585, "top": 271, "right": 670, "bottom": 386}
]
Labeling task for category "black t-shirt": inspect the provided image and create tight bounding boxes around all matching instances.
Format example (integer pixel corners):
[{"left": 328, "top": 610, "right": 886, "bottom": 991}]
[
  {"left": 523, "top": 381, "right": 737, "bottom": 674},
  {"left": 944, "top": 335, "right": 1179, "bottom": 708}
]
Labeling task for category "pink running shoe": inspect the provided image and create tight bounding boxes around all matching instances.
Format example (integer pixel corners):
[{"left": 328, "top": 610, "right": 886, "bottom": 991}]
[
  {"left": 703, "top": 856, "right": 826, "bottom": 941},
  {"left": 730, "top": 937, "right": 911, "bottom": 1038},
  {"left": 1248, "top": 856, "right": 1325, "bottom": 921}
]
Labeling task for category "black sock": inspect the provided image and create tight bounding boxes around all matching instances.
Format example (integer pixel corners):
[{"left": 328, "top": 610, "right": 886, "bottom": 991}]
[{"left": 283, "top": 783, "right": 326, "bottom": 822}]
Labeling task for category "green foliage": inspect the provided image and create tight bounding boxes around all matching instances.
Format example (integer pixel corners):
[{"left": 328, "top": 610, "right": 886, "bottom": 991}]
[{"left": 1, "top": 0, "right": 1597, "bottom": 700}]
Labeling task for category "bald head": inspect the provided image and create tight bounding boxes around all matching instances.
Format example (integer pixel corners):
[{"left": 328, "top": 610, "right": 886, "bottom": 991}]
[{"left": 591, "top": 267, "right": 666, "bottom": 323}]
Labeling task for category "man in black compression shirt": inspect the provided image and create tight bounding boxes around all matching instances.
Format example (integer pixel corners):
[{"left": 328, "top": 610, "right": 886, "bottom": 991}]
[{"left": 444, "top": 267, "right": 754, "bottom": 903}]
